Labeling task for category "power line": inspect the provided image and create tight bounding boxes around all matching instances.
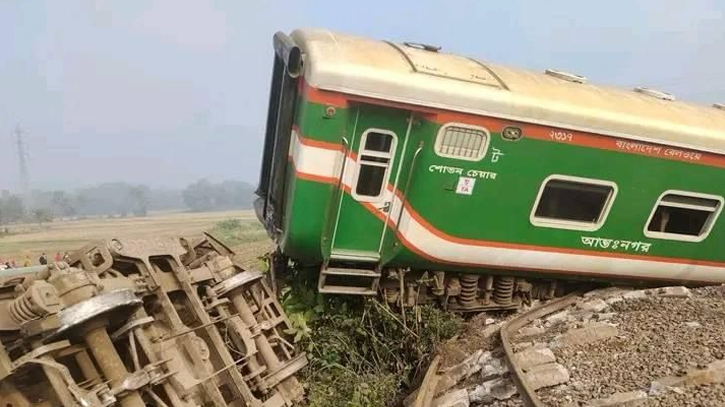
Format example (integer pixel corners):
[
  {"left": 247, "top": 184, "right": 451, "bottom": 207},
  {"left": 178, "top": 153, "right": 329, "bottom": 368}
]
[{"left": 14, "top": 124, "right": 31, "bottom": 200}]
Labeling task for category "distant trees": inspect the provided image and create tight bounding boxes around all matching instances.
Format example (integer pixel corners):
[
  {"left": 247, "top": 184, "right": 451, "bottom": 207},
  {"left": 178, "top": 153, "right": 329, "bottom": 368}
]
[
  {"left": 182, "top": 179, "right": 216, "bottom": 212},
  {"left": 0, "top": 195, "right": 25, "bottom": 224},
  {"left": 72, "top": 182, "right": 146, "bottom": 217},
  {"left": 0, "top": 179, "right": 255, "bottom": 226},
  {"left": 51, "top": 190, "right": 76, "bottom": 218},
  {"left": 126, "top": 185, "right": 150, "bottom": 217},
  {"left": 31, "top": 208, "right": 53, "bottom": 225},
  {"left": 0, "top": 193, "right": 52, "bottom": 227},
  {"left": 147, "top": 188, "right": 184, "bottom": 211},
  {"left": 182, "top": 179, "right": 256, "bottom": 212}
]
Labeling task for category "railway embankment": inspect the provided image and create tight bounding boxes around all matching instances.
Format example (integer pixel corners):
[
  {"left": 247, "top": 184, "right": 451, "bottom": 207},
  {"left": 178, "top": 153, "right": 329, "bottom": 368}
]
[{"left": 415, "top": 285, "right": 725, "bottom": 407}]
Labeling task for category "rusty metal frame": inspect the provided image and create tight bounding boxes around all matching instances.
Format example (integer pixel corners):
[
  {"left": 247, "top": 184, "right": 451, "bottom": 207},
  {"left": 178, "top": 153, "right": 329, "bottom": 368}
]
[{"left": 0, "top": 234, "right": 307, "bottom": 407}]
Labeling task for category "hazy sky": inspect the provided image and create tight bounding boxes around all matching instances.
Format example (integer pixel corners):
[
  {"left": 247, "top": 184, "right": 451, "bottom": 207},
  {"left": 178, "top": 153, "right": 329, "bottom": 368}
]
[{"left": 1, "top": 1, "right": 723, "bottom": 191}]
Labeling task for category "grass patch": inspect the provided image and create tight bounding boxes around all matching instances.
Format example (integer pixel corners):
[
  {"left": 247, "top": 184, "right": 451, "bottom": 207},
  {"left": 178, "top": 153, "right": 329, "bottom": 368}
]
[
  {"left": 282, "top": 268, "right": 464, "bottom": 407},
  {"left": 209, "top": 218, "right": 268, "bottom": 246}
]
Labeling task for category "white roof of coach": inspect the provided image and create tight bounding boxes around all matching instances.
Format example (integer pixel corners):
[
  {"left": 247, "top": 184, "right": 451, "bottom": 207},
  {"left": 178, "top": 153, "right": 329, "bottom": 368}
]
[{"left": 291, "top": 29, "right": 725, "bottom": 153}]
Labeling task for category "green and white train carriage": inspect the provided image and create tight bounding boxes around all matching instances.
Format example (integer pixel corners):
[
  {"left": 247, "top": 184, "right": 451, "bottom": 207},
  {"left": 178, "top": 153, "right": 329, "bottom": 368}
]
[{"left": 256, "top": 28, "right": 725, "bottom": 310}]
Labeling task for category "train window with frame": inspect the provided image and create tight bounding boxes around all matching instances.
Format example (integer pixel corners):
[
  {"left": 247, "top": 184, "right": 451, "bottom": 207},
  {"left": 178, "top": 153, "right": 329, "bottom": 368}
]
[
  {"left": 434, "top": 123, "right": 490, "bottom": 161},
  {"left": 643, "top": 191, "right": 723, "bottom": 242},
  {"left": 351, "top": 129, "right": 397, "bottom": 202},
  {"left": 530, "top": 175, "right": 617, "bottom": 231}
]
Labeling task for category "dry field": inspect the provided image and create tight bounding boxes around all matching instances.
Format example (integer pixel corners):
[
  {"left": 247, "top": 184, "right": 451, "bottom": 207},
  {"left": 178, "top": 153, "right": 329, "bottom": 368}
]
[{"left": 0, "top": 210, "right": 267, "bottom": 263}]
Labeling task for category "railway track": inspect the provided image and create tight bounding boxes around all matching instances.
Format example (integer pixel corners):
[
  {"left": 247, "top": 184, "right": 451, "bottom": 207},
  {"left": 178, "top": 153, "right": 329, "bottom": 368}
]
[
  {"left": 500, "top": 292, "right": 583, "bottom": 407},
  {"left": 403, "top": 292, "right": 584, "bottom": 407},
  {"left": 410, "top": 285, "right": 725, "bottom": 407}
]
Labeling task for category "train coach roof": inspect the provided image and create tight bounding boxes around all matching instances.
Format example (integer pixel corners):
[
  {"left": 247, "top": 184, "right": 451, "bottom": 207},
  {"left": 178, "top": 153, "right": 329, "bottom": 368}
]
[{"left": 290, "top": 28, "right": 725, "bottom": 153}]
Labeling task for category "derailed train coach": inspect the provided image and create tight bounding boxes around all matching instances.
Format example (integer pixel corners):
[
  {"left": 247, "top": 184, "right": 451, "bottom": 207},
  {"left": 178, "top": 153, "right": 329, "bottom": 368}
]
[{"left": 256, "top": 28, "right": 725, "bottom": 311}]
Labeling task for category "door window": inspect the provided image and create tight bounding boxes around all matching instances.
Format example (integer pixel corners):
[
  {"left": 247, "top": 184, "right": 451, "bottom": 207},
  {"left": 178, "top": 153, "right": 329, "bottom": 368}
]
[{"left": 352, "top": 130, "right": 397, "bottom": 202}]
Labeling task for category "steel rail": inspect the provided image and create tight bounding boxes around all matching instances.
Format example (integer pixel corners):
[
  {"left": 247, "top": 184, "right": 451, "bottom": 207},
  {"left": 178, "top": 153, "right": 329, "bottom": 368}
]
[{"left": 500, "top": 292, "right": 582, "bottom": 407}]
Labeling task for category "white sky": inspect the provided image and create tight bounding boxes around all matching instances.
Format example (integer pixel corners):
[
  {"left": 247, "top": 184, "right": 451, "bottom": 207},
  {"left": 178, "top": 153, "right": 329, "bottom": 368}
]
[{"left": 0, "top": 0, "right": 722, "bottom": 191}]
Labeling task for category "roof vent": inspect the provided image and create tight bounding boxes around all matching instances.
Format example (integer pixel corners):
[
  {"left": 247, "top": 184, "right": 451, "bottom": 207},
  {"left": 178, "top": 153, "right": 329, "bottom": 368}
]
[
  {"left": 545, "top": 69, "right": 587, "bottom": 84},
  {"left": 714, "top": 103, "right": 725, "bottom": 111},
  {"left": 634, "top": 87, "right": 676, "bottom": 101},
  {"left": 403, "top": 42, "right": 441, "bottom": 53}
]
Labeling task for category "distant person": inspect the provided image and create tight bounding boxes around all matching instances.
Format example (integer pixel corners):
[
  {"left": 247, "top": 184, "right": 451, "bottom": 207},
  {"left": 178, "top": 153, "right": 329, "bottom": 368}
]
[
  {"left": 4, "top": 262, "right": 11, "bottom": 269},
  {"left": 63, "top": 252, "right": 71, "bottom": 263},
  {"left": 39, "top": 253, "right": 48, "bottom": 265},
  {"left": 23, "top": 255, "right": 31, "bottom": 267},
  {"left": 54, "top": 252, "right": 62, "bottom": 262}
]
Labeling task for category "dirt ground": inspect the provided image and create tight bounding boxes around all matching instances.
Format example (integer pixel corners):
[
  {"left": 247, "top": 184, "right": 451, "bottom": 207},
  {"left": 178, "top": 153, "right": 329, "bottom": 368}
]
[
  {"left": 0, "top": 209, "right": 260, "bottom": 262},
  {"left": 232, "top": 239, "right": 276, "bottom": 269}
]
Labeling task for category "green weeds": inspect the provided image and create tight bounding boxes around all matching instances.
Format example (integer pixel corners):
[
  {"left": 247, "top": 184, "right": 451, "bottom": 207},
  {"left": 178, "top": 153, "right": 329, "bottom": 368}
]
[
  {"left": 281, "top": 267, "right": 463, "bottom": 407},
  {"left": 210, "top": 219, "right": 267, "bottom": 246}
]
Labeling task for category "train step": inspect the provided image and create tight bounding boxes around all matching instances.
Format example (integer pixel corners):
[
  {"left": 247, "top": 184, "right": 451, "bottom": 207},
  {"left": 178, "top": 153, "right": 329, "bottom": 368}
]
[
  {"left": 329, "top": 249, "right": 381, "bottom": 262},
  {"left": 318, "top": 265, "right": 381, "bottom": 296}
]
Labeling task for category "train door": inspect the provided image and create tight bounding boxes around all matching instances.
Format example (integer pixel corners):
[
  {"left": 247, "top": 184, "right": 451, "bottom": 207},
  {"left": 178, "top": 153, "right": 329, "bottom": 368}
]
[{"left": 330, "top": 105, "right": 412, "bottom": 263}]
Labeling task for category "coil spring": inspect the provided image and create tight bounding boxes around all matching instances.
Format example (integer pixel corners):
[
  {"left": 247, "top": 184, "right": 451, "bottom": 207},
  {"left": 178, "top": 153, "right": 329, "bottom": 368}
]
[
  {"left": 384, "top": 287, "right": 399, "bottom": 305},
  {"left": 8, "top": 295, "right": 41, "bottom": 325},
  {"left": 493, "top": 276, "right": 515, "bottom": 305},
  {"left": 459, "top": 275, "right": 479, "bottom": 307}
]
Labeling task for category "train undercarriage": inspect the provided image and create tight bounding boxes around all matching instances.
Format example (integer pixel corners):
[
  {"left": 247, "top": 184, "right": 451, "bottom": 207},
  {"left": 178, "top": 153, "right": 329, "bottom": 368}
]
[
  {"left": 379, "top": 270, "right": 566, "bottom": 312},
  {"left": 0, "top": 235, "right": 306, "bottom": 407},
  {"left": 276, "top": 254, "right": 570, "bottom": 314}
]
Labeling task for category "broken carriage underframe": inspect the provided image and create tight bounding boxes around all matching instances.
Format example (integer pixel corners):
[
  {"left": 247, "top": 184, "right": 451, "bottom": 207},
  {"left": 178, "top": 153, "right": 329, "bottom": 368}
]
[{"left": 0, "top": 234, "right": 306, "bottom": 407}]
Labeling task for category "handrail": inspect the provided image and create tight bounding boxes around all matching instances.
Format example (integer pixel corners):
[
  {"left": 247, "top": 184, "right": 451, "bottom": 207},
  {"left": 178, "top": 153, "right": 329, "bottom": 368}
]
[
  {"left": 336, "top": 136, "right": 350, "bottom": 189},
  {"left": 395, "top": 142, "right": 424, "bottom": 228},
  {"left": 327, "top": 136, "right": 350, "bottom": 252}
]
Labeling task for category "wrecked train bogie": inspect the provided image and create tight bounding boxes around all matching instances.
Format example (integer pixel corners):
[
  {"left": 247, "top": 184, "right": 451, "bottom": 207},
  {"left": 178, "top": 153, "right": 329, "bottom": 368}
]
[{"left": 0, "top": 234, "right": 306, "bottom": 407}]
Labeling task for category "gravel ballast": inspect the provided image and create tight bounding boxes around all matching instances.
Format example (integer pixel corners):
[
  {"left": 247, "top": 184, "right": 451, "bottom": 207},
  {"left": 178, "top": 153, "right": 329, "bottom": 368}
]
[{"left": 536, "top": 286, "right": 725, "bottom": 407}]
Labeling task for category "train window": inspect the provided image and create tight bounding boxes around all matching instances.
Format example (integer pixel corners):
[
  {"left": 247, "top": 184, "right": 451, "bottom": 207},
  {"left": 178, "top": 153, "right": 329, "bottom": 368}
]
[
  {"left": 530, "top": 175, "right": 617, "bottom": 231},
  {"left": 352, "top": 129, "right": 397, "bottom": 202},
  {"left": 644, "top": 191, "right": 723, "bottom": 242},
  {"left": 434, "top": 123, "right": 489, "bottom": 161}
]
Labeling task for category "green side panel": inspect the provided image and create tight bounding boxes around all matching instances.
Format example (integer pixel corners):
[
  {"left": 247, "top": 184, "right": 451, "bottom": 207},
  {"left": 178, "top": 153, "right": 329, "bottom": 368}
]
[
  {"left": 296, "top": 101, "right": 352, "bottom": 143},
  {"left": 280, "top": 94, "right": 348, "bottom": 263},
  {"left": 404, "top": 121, "right": 725, "bottom": 263},
  {"left": 281, "top": 96, "right": 725, "bottom": 271},
  {"left": 281, "top": 177, "right": 332, "bottom": 263}
]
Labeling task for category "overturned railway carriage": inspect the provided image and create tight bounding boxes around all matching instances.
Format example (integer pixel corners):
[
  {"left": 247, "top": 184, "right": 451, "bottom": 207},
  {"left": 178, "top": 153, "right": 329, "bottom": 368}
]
[
  {"left": 0, "top": 236, "right": 306, "bottom": 407},
  {"left": 256, "top": 29, "right": 725, "bottom": 311}
]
